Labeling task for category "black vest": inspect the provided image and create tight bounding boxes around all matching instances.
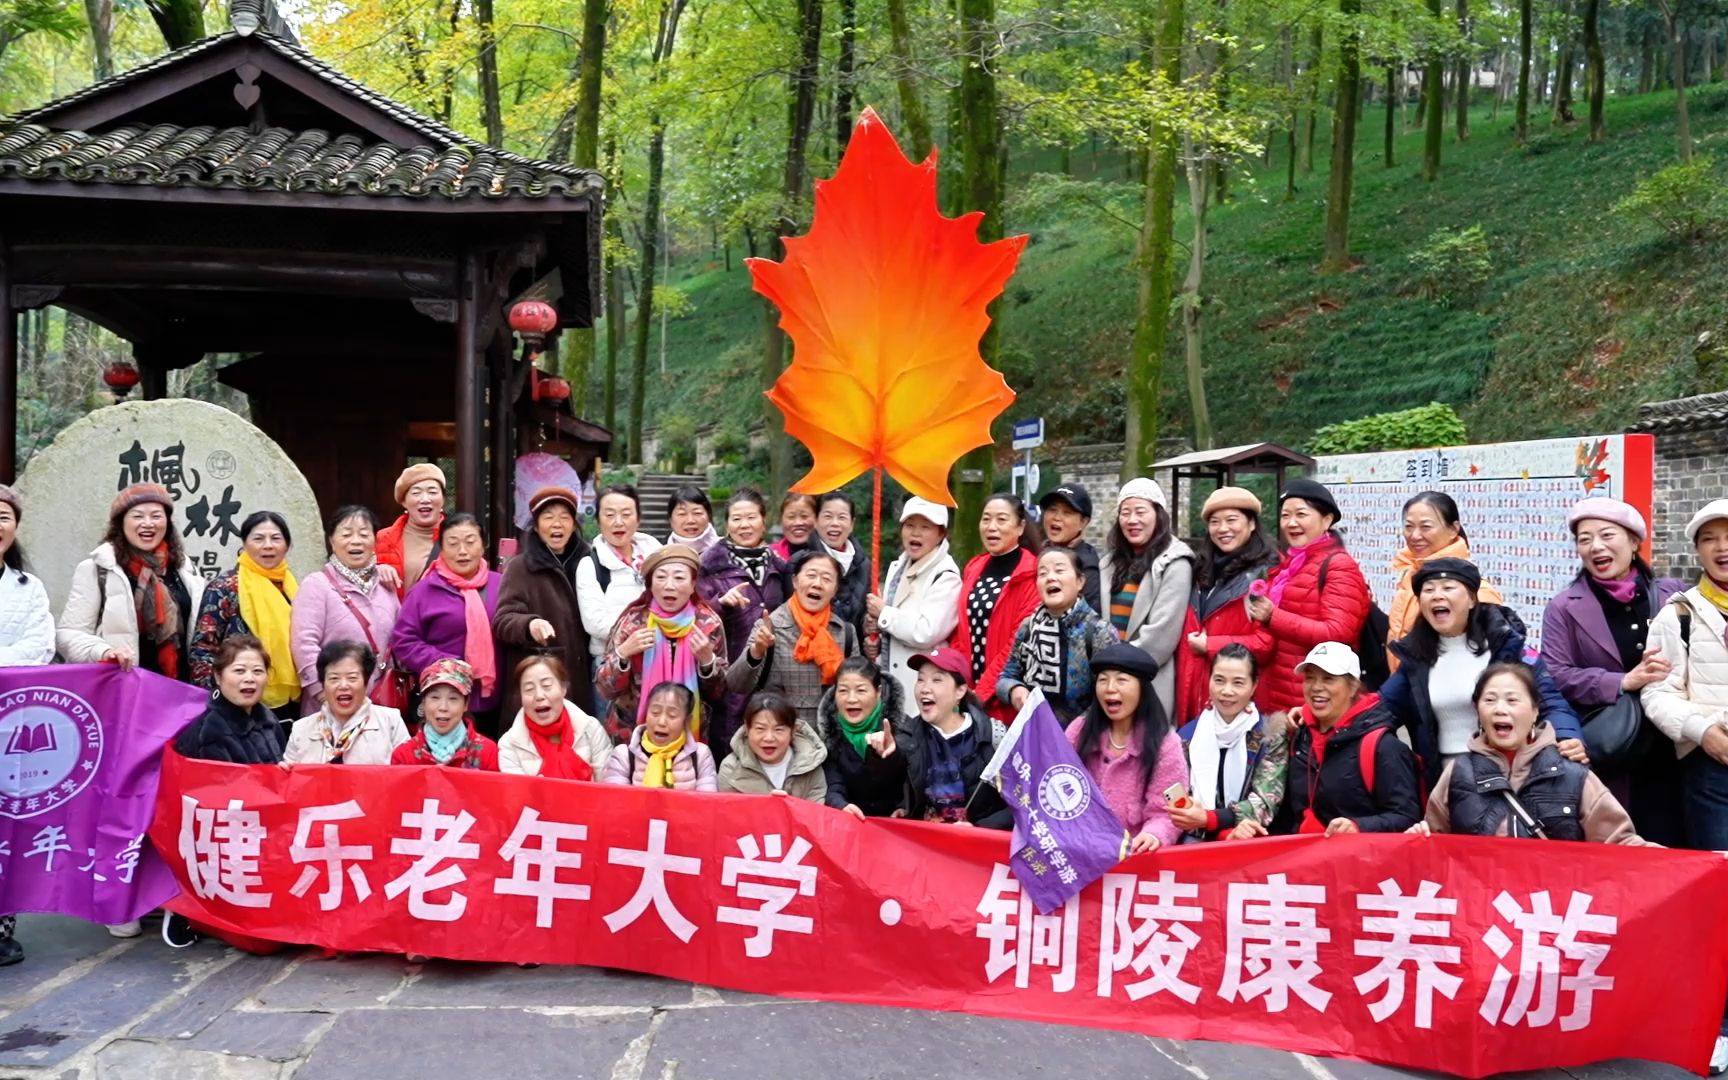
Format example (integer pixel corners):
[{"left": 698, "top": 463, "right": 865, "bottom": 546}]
[{"left": 1448, "top": 746, "right": 1587, "bottom": 841}]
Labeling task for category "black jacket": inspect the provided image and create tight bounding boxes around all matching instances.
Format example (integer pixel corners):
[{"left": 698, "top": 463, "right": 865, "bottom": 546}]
[
  {"left": 1448, "top": 745, "right": 1589, "bottom": 841},
  {"left": 818, "top": 675, "right": 908, "bottom": 817},
  {"left": 830, "top": 545, "right": 874, "bottom": 642},
  {"left": 1271, "top": 697, "right": 1422, "bottom": 835},
  {"left": 493, "top": 529, "right": 597, "bottom": 721},
  {"left": 173, "top": 697, "right": 285, "bottom": 764},
  {"left": 892, "top": 699, "right": 1013, "bottom": 829}
]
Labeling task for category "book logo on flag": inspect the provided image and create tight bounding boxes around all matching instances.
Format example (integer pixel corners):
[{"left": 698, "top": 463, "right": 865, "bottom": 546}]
[
  {"left": 1038, "top": 763, "right": 1092, "bottom": 821},
  {"left": 0, "top": 687, "right": 104, "bottom": 819}
]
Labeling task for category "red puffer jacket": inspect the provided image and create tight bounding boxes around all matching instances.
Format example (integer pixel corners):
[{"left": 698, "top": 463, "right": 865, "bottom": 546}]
[
  {"left": 1259, "top": 538, "right": 1372, "bottom": 713},
  {"left": 1174, "top": 566, "right": 1277, "bottom": 725},
  {"left": 949, "top": 548, "right": 1041, "bottom": 726}
]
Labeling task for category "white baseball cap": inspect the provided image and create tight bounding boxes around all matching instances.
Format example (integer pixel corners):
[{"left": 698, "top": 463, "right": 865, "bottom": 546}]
[
  {"left": 900, "top": 496, "right": 951, "bottom": 528},
  {"left": 1685, "top": 499, "right": 1728, "bottom": 544},
  {"left": 1295, "top": 641, "right": 1363, "bottom": 679}
]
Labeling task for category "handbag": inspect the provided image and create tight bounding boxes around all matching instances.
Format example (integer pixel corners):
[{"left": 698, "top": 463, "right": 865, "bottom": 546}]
[
  {"left": 323, "top": 567, "right": 413, "bottom": 711},
  {"left": 1580, "top": 600, "right": 1693, "bottom": 772}
]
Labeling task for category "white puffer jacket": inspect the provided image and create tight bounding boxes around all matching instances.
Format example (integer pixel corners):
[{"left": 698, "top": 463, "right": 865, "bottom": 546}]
[
  {"left": 1641, "top": 588, "right": 1728, "bottom": 758},
  {"left": 497, "top": 699, "right": 613, "bottom": 776},
  {"left": 0, "top": 566, "right": 55, "bottom": 666},
  {"left": 56, "top": 542, "right": 208, "bottom": 663},
  {"left": 876, "top": 540, "right": 963, "bottom": 704}
]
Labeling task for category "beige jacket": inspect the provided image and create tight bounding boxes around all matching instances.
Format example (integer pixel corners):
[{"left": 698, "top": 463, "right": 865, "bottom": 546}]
[
  {"left": 57, "top": 542, "right": 208, "bottom": 663},
  {"left": 1098, "top": 538, "right": 1195, "bottom": 717},
  {"left": 283, "top": 703, "right": 410, "bottom": 766},
  {"left": 716, "top": 718, "right": 829, "bottom": 802},
  {"left": 498, "top": 700, "right": 614, "bottom": 776},
  {"left": 1424, "top": 727, "right": 1652, "bottom": 845}
]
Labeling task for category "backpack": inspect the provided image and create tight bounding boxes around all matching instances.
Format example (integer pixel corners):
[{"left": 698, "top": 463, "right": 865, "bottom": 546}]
[
  {"left": 1318, "top": 554, "right": 1391, "bottom": 691},
  {"left": 1358, "top": 726, "right": 1388, "bottom": 794}
]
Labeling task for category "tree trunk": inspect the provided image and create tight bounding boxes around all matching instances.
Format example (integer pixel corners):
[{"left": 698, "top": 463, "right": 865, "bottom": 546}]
[
  {"left": 1124, "top": 3, "right": 1183, "bottom": 480},
  {"left": 761, "top": 0, "right": 823, "bottom": 494},
  {"left": 953, "top": 0, "right": 1004, "bottom": 550},
  {"left": 1384, "top": 64, "right": 1397, "bottom": 167},
  {"left": 1585, "top": 0, "right": 1606, "bottom": 138},
  {"left": 475, "top": 0, "right": 505, "bottom": 146},
  {"left": 1181, "top": 139, "right": 1214, "bottom": 452},
  {"left": 1639, "top": 22, "right": 1656, "bottom": 93},
  {"left": 1284, "top": 27, "right": 1298, "bottom": 199},
  {"left": 145, "top": 0, "right": 204, "bottom": 48},
  {"left": 83, "top": 0, "right": 112, "bottom": 79},
  {"left": 1534, "top": 33, "right": 1550, "bottom": 105},
  {"left": 603, "top": 131, "right": 622, "bottom": 434},
  {"left": 1424, "top": 0, "right": 1445, "bottom": 179},
  {"left": 835, "top": 0, "right": 858, "bottom": 151},
  {"left": 556, "top": 0, "right": 608, "bottom": 413},
  {"left": 1303, "top": 22, "right": 1323, "bottom": 173},
  {"left": 1455, "top": 0, "right": 1471, "bottom": 140},
  {"left": 1668, "top": 11, "right": 1693, "bottom": 160},
  {"left": 1321, "top": 0, "right": 1362, "bottom": 272},
  {"left": 1516, "top": 0, "right": 1533, "bottom": 141},
  {"left": 885, "top": 0, "right": 934, "bottom": 158},
  {"left": 1553, "top": 0, "right": 1576, "bottom": 122}
]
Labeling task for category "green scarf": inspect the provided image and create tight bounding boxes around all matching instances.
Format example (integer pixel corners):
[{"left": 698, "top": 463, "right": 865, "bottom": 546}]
[{"left": 839, "top": 699, "right": 885, "bottom": 760}]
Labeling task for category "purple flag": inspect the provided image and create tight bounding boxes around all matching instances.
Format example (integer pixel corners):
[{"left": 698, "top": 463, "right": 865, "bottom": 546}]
[
  {"left": 0, "top": 665, "right": 207, "bottom": 923},
  {"left": 982, "top": 689, "right": 1128, "bottom": 914}
]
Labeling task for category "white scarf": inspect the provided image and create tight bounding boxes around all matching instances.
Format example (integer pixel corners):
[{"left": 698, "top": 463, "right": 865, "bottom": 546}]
[
  {"left": 1189, "top": 703, "right": 1260, "bottom": 811},
  {"left": 824, "top": 539, "right": 856, "bottom": 575}
]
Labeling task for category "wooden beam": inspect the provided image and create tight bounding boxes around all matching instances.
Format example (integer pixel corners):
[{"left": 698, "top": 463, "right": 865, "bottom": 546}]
[
  {"left": 11, "top": 244, "right": 458, "bottom": 297},
  {"left": 0, "top": 237, "right": 16, "bottom": 483},
  {"left": 455, "top": 251, "right": 483, "bottom": 517}
]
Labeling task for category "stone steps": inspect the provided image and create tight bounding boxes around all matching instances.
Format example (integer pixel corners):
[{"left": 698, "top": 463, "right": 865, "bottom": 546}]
[{"left": 633, "top": 472, "right": 707, "bottom": 542}]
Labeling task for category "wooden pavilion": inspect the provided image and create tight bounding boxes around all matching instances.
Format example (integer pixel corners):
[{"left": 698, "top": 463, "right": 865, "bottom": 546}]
[{"left": 0, "top": 0, "right": 608, "bottom": 541}]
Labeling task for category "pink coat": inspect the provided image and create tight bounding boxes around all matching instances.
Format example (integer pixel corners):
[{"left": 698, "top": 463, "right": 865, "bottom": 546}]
[
  {"left": 600, "top": 727, "right": 718, "bottom": 791},
  {"left": 1064, "top": 719, "right": 1189, "bottom": 846},
  {"left": 289, "top": 566, "right": 402, "bottom": 710}
]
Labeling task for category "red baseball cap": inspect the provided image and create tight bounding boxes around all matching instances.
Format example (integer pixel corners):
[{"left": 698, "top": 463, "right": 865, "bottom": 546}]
[{"left": 908, "top": 646, "right": 971, "bottom": 683}]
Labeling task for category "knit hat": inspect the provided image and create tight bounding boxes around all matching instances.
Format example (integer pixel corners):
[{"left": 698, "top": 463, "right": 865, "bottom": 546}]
[
  {"left": 394, "top": 463, "right": 447, "bottom": 506},
  {"left": 1567, "top": 497, "right": 1646, "bottom": 542},
  {"left": 1278, "top": 476, "right": 1341, "bottom": 522},
  {"left": 0, "top": 484, "right": 23, "bottom": 522},
  {"left": 419, "top": 657, "right": 475, "bottom": 697},
  {"left": 1090, "top": 642, "right": 1159, "bottom": 681},
  {"left": 110, "top": 483, "right": 174, "bottom": 521},
  {"left": 1411, "top": 556, "right": 1482, "bottom": 595},
  {"left": 1685, "top": 499, "right": 1728, "bottom": 544},
  {"left": 899, "top": 496, "right": 951, "bottom": 529},
  {"left": 1202, "top": 486, "right": 1261, "bottom": 521},
  {"left": 1039, "top": 484, "right": 1093, "bottom": 519},
  {"left": 529, "top": 486, "right": 580, "bottom": 517},
  {"left": 1117, "top": 477, "right": 1169, "bottom": 512},
  {"left": 641, "top": 543, "right": 701, "bottom": 583}
]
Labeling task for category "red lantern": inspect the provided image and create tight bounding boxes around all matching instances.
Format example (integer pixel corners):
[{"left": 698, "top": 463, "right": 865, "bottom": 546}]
[
  {"left": 102, "top": 362, "right": 141, "bottom": 399},
  {"left": 539, "top": 376, "right": 571, "bottom": 403},
  {"left": 509, "top": 300, "right": 558, "bottom": 358}
]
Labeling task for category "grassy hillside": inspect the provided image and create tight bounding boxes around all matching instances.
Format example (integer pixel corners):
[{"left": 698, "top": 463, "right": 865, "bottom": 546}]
[{"left": 618, "top": 85, "right": 1728, "bottom": 460}]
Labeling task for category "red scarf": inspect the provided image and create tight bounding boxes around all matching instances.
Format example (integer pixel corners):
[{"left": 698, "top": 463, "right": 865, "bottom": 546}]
[
  {"left": 123, "top": 544, "right": 181, "bottom": 678},
  {"left": 527, "top": 704, "right": 593, "bottom": 781}
]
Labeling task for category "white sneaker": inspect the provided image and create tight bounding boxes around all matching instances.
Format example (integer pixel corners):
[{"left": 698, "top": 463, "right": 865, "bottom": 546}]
[
  {"left": 105, "top": 920, "right": 143, "bottom": 939},
  {"left": 1710, "top": 1035, "right": 1727, "bottom": 1076}
]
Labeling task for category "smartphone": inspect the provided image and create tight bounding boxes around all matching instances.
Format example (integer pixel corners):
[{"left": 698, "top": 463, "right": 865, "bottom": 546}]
[{"left": 1164, "top": 781, "right": 1191, "bottom": 809}]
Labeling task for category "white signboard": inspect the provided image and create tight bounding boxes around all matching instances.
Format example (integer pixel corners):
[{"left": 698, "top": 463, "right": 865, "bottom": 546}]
[
  {"left": 1311, "top": 434, "right": 1655, "bottom": 651},
  {"left": 18, "top": 399, "right": 324, "bottom": 614}
]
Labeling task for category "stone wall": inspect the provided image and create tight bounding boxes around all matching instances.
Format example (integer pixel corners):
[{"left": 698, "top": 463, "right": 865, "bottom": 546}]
[{"left": 1632, "top": 389, "right": 1728, "bottom": 578}]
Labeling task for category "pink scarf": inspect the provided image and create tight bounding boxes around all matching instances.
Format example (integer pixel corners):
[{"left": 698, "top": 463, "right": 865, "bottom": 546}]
[
  {"left": 432, "top": 556, "right": 497, "bottom": 696},
  {"left": 635, "top": 601, "right": 702, "bottom": 737},
  {"left": 1594, "top": 571, "right": 1640, "bottom": 604},
  {"left": 1265, "top": 533, "right": 1338, "bottom": 607}
]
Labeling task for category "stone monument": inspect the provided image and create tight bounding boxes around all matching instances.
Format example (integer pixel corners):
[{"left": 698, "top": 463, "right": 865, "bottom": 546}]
[{"left": 17, "top": 400, "right": 324, "bottom": 613}]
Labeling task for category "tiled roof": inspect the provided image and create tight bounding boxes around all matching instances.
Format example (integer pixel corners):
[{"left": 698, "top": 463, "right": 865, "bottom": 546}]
[
  {"left": 1, "top": 0, "right": 600, "bottom": 199},
  {"left": 1634, "top": 389, "right": 1728, "bottom": 432},
  {"left": 0, "top": 122, "right": 594, "bottom": 200}
]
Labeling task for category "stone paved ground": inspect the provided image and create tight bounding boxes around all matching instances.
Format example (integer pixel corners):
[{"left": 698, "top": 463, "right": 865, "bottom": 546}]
[{"left": 0, "top": 914, "right": 1697, "bottom": 1080}]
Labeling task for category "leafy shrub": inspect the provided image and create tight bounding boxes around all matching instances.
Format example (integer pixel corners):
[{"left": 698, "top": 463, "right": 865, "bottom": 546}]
[
  {"left": 1408, "top": 226, "right": 1492, "bottom": 308},
  {"left": 709, "top": 421, "right": 751, "bottom": 465},
  {"left": 1307, "top": 402, "right": 1468, "bottom": 455},
  {"left": 657, "top": 413, "right": 698, "bottom": 473},
  {"left": 1612, "top": 158, "right": 1723, "bottom": 241}
]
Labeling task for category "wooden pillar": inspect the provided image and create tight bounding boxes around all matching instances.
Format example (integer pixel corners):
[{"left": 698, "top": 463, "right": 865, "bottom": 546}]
[
  {"left": 0, "top": 240, "right": 16, "bottom": 484},
  {"left": 488, "top": 331, "right": 513, "bottom": 545},
  {"left": 455, "top": 252, "right": 483, "bottom": 515},
  {"left": 140, "top": 364, "right": 168, "bottom": 400}
]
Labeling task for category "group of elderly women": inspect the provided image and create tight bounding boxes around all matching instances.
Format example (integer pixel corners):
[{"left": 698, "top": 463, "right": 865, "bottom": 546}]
[{"left": 5, "top": 454, "right": 1728, "bottom": 1063}]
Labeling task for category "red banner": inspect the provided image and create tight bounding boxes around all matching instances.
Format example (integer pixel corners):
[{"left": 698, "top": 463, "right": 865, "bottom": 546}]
[{"left": 150, "top": 751, "right": 1728, "bottom": 1078}]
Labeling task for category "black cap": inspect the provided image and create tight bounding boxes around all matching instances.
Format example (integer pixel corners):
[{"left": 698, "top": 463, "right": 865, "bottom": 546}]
[
  {"left": 1411, "top": 557, "right": 1482, "bottom": 595},
  {"left": 1278, "top": 476, "right": 1341, "bottom": 522},
  {"left": 1090, "top": 643, "right": 1158, "bottom": 681},
  {"left": 1038, "top": 483, "right": 1093, "bottom": 519}
]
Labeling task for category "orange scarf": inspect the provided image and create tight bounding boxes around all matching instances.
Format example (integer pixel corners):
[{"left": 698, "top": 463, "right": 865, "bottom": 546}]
[{"left": 788, "top": 601, "right": 844, "bottom": 683}]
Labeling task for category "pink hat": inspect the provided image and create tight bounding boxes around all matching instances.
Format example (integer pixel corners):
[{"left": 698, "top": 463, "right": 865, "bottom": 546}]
[
  {"left": 908, "top": 646, "right": 971, "bottom": 683},
  {"left": 1567, "top": 497, "right": 1646, "bottom": 542}
]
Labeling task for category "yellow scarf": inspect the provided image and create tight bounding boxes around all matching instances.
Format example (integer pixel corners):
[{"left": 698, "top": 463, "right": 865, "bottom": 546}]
[
  {"left": 237, "top": 550, "right": 300, "bottom": 708},
  {"left": 640, "top": 728, "right": 688, "bottom": 789},
  {"left": 1701, "top": 576, "right": 1728, "bottom": 617}
]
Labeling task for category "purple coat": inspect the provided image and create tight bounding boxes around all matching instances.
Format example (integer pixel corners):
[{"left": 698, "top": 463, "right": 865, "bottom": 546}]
[
  {"left": 1540, "top": 573, "right": 1684, "bottom": 710},
  {"left": 392, "top": 568, "right": 505, "bottom": 714},
  {"left": 698, "top": 542, "right": 790, "bottom": 745}
]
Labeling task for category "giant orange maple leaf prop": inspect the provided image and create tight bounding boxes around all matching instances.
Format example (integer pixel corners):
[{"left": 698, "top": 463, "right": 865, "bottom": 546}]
[{"left": 748, "top": 107, "right": 1027, "bottom": 506}]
